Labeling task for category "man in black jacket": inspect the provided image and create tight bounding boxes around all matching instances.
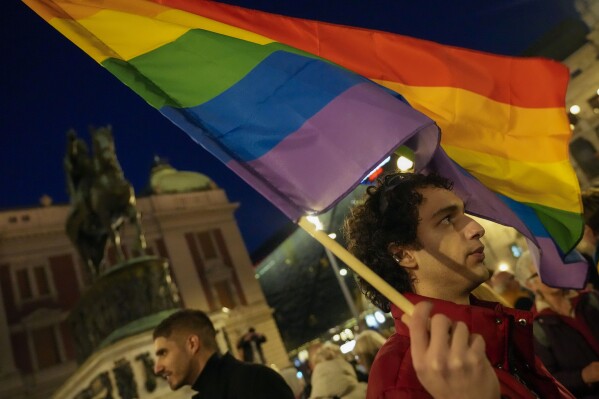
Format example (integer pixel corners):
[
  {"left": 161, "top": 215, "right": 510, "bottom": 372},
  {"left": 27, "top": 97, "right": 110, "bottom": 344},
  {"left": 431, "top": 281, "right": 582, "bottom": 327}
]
[{"left": 153, "top": 309, "right": 294, "bottom": 399}]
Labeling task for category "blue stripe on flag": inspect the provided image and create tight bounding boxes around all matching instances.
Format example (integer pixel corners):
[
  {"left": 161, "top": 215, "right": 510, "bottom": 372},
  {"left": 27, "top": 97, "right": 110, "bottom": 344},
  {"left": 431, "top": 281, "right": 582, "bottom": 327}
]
[{"left": 161, "top": 50, "right": 368, "bottom": 162}]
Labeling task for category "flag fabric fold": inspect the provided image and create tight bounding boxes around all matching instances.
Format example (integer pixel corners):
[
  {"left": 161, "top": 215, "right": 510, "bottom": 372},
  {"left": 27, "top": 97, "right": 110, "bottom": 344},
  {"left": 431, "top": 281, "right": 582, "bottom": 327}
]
[
  {"left": 165, "top": 0, "right": 582, "bottom": 253},
  {"left": 23, "top": 0, "right": 439, "bottom": 220},
  {"left": 24, "top": 0, "right": 587, "bottom": 288}
]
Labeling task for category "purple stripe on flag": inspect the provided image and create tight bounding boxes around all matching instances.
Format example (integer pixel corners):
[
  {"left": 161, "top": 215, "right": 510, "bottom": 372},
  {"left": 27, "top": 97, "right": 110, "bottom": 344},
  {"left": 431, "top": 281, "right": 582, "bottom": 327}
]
[
  {"left": 227, "top": 82, "right": 439, "bottom": 220},
  {"left": 535, "top": 237, "right": 588, "bottom": 289},
  {"left": 426, "top": 147, "right": 533, "bottom": 240}
]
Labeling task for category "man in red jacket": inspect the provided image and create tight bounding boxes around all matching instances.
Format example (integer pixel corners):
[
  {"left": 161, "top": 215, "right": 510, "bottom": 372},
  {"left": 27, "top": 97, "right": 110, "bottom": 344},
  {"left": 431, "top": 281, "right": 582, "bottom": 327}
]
[{"left": 344, "top": 172, "right": 574, "bottom": 399}]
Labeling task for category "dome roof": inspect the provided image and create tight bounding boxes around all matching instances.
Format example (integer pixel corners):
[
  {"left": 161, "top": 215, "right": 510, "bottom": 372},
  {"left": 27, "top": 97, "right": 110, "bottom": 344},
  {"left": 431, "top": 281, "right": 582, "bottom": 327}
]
[{"left": 150, "top": 158, "right": 217, "bottom": 194}]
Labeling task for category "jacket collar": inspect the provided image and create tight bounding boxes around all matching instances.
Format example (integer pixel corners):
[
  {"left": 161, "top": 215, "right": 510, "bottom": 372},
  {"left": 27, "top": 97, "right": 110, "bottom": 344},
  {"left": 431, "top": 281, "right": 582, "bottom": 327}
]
[
  {"left": 192, "top": 352, "right": 232, "bottom": 397},
  {"left": 390, "top": 292, "right": 536, "bottom": 370},
  {"left": 390, "top": 292, "right": 504, "bottom": 327}
]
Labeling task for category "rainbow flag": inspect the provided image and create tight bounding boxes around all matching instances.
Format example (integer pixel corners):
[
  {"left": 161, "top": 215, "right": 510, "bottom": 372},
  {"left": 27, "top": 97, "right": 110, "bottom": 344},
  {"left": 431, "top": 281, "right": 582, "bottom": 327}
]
[
  {"left": 23, "top": 0, "right": 588, "bottom": 287},
  {"left": 22, "top": 0, "right": 439, "bottom": 218}
]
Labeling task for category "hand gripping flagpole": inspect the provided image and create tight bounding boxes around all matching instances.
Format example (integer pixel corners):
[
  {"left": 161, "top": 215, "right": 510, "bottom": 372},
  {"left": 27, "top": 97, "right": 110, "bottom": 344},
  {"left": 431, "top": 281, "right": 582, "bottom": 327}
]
[{"left": 299, "top": 216, "right": 415, "bottom": 316}]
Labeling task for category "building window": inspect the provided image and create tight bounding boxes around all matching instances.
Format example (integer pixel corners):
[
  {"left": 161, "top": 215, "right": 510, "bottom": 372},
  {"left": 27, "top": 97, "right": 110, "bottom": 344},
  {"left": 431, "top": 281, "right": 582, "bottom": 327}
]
[
  {"left": 34, "top": 266, "right": 51, "bottom": 296},
  {"left": 197, "top": 231, "right": 218, "bottom": 260},
  {"left": 13, "top": 263, "right": 54, "bottom": 303},
  {"left": 188, "top": 229, "right": 244, "bottom": 309},
  {"left": 16, "top": 269, "right": 33, "bottom": 300},
  {"left": 214, "top": 280, "right": 236, "bottom": 309},
  {"left": 32, "top": 326, "right": 61, "bottom": 369}
]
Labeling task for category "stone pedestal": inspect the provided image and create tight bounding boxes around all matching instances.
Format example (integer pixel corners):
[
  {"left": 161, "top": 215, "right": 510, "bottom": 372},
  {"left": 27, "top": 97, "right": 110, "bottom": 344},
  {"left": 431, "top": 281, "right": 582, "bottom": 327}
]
[{"left": 69, "top": 256, "right": 180, "bottom": 363}]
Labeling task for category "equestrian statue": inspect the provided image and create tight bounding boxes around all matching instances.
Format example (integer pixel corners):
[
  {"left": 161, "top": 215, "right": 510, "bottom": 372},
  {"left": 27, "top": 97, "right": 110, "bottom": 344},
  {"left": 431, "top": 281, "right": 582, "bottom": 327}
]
[{"left": 64, "top": 126, "right": 147, "bottom": 279}]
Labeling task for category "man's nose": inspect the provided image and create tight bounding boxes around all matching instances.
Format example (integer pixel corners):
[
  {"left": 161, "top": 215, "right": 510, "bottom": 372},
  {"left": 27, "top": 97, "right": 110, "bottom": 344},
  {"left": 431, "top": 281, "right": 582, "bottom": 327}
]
[
  {"left": 154, "top": 361, "right": 163, "bottom": 375},
  {"left": 465, "top": 216, "right": 485, "bottom": 239}
]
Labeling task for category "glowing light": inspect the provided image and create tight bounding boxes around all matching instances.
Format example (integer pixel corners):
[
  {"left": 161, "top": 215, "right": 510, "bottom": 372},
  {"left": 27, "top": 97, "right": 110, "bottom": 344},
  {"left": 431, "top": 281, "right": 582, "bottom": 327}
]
[
  {"left": 365, "top": 314, "right": 378, "bottom": 328},
  {"left": 296, "top": 371, "right": 303, "bottom": 379},
  {"left": 297, "top": 350, "right": 309, "bottom": 362},
  {"left": 221, "top": 307, "right": 230, "bottom": 313},
  {"left": 340, "top": 340, "right": 356, "bottom": 354},
  {"left": 498, "top": 262, "right": 510, "bottom": 272},
  {"left": 396, "top": 156, "right": 414, "bottom": 172},
  {"left": 374, "top": 311, "right": 386, "bottom": 324},
  {"left": 339, "top": 268, "right": 348, "bottom": 276},
  {"left": 333, "top": 334, "right": 340, "bottom": 342},
  {"left": 364, "top": 156, "right": 391, "bottom": 181},
  {"left": 569, "top": 104, "right": 581, "bottom": 115},
  {"left": 306, "top": 215, "right": 323, "bottom": 231},
  {"left": 328, "top": 233, "right": 337, "bottom": 239}
]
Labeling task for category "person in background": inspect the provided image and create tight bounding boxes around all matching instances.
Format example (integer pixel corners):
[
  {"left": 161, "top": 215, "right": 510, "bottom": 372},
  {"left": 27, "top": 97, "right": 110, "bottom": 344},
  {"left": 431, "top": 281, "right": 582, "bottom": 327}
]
[
  {"left": 299, "top": 342, "right": 324, "bottom": 399},
  {"left": 489, "top": 270, "right": 534, "bottom": 310},
  {"left": 279, "top": 367, "right": 307, "bottom": 399},
  {"left": 344, "top": 172, "right": 574, "bottom": 398},
  {"left": 237, "top": 327, "right": 267, "bottom": 364},
  {"left": 153, "top": 309, "right": 294, "bottom": 399},
  {"left": 578, "top": 187, "right": 599, "bottom": 290},
  {"left": 353, "top": 330, "right": 387, "bottom": 379},
  {"left": 576, "top": 224, "right": 599, "bottom": 291},
  {"left": 515, "top": 251, "right": 599, "bottom": 398},
  {"left": 309, "top": 342, "right": 367, "bottom": 399}
]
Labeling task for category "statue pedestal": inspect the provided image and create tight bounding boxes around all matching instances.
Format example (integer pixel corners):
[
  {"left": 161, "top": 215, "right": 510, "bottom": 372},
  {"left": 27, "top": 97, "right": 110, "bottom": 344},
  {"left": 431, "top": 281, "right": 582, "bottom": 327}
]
[{"left": 69, "top": 256, "right": 180, "bottom": 363}]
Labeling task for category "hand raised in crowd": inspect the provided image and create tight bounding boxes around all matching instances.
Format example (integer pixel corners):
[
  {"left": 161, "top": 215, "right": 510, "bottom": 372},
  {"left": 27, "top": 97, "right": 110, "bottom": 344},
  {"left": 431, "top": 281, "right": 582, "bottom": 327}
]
[
  {"left": 582, "top": 361, "right": 599, "bottom": 384},
  {"left": 402, "top": 301, "right": 500, "bottom": 399}
]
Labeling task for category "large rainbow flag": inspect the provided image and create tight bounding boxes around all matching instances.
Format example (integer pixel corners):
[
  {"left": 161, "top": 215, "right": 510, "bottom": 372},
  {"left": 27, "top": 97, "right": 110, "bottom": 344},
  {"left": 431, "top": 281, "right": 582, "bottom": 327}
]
[{"left": 23, "top": 0, "right": 588, "bottom": 288}]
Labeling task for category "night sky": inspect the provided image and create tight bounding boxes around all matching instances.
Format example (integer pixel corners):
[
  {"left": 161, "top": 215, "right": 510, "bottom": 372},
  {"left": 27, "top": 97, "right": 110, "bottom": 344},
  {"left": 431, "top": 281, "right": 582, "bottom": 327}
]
[{"left": 2, "top": 0, "right": 583, "bottom": 255}]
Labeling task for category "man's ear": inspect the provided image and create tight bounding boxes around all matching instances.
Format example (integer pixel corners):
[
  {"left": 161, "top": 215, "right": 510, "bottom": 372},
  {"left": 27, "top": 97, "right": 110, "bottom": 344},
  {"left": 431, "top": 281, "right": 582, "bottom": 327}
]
[
  {"left": 388, "top": 243, "right": 418, "bottom": 269},
  {"left": 186, "top": 334, "right": 202, "bottom": 354}
]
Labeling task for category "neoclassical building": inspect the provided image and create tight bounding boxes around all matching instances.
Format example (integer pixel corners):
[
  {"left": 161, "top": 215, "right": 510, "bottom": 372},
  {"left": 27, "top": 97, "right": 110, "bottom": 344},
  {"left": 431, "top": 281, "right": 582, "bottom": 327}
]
[{"left": 0, "top": 164, "right": 289, "bottom": 399}]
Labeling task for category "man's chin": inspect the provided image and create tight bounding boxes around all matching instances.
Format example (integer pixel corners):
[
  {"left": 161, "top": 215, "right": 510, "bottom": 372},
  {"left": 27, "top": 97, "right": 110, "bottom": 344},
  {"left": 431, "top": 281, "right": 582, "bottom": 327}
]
[{"left": 168, "top": 379, "right": 184, "bottom": 391}]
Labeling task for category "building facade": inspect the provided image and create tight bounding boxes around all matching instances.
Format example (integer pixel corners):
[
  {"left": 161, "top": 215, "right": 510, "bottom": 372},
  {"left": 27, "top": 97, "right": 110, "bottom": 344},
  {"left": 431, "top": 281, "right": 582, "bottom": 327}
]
[{"left": 0, "top": 178, "right": 290, "bottom": 398}]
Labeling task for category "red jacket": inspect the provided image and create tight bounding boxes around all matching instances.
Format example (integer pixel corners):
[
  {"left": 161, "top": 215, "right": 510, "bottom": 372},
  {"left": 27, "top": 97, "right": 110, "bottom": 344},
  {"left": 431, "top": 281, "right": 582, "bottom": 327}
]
[{"left": 367, "top": 293, "right": 574, "bottom": 399}]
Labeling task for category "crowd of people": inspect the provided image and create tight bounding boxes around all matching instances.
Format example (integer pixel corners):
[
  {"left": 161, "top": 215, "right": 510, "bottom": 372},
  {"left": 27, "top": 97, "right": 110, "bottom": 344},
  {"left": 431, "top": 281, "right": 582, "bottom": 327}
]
[{"left": 151, "top": 172, "right": 599, "bottom": 399}]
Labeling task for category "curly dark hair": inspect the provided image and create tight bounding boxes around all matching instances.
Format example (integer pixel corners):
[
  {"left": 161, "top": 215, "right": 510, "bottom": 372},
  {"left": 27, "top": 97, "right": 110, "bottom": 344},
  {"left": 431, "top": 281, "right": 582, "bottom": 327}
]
[{"left": 343, "top": 173, "right": 452, "bottom": 312}]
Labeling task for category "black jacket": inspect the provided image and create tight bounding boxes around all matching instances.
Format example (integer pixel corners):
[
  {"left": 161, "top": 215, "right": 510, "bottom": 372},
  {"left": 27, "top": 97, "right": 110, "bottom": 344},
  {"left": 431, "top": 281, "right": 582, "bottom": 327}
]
[
  {"left": 192, "top": 352, "right": 294, "bottom": 399},
  {"left": 533, "top": 291, "right": 599, "bottom": 398}
]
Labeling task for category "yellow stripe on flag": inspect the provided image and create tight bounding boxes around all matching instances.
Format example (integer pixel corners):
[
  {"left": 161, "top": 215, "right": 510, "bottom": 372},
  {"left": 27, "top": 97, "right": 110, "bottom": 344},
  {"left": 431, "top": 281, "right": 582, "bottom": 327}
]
[
  {"left": 38, "top": 0, "right": 276, "bottom": 63},
  {"left": 376, "top": 80, "right": 571, "bottom": 164},
  {"left": 444, "top": 145, "right": 581, "bottom": 213}
]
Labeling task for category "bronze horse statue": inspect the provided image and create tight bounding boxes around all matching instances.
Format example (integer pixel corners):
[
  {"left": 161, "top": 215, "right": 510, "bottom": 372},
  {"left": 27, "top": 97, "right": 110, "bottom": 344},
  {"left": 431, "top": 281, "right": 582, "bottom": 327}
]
[{"left": 65, "top": 126, "right": 146, "bottom": 278}]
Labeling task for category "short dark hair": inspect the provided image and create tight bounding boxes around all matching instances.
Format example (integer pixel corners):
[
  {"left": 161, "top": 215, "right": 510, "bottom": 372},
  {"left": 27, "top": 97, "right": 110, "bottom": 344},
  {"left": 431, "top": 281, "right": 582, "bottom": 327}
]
[
  {"left": 343, "top": 173, "right": 453, "bottom": 311},
  {"left": 582, "top": 188, "right": 599, "bottom": 234},
  {"left": 153, "top": 309, "right": 217, "bottom": 350}
]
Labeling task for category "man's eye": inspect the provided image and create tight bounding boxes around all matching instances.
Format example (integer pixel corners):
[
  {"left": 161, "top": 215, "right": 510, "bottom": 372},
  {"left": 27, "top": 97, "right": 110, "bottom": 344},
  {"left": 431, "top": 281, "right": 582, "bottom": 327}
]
[{"left": 441, "top": 215, "right": 452, "bottom": 224}]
